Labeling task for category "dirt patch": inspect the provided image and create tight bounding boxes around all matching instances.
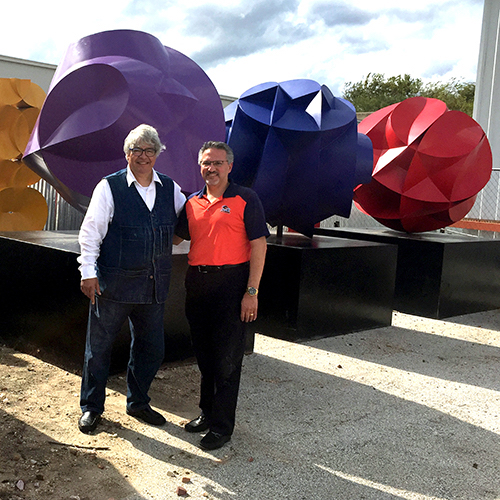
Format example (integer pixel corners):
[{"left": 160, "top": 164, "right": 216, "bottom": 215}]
[{"left": 0, "top": 344, "right": 204, "bottom": 500}]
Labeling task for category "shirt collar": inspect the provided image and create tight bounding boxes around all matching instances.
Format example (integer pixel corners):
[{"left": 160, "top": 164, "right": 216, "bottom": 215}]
[{"left": 126, "top": 166, "right": 163, "bottom": 187}]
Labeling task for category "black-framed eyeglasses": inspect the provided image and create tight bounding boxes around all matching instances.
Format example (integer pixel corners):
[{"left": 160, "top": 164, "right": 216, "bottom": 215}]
[
  {"left": 200, "top": 160, "right": 228, "bottom": 167},
  {"left": 129, "top": 147, "right": 156, "bottom": 157}
]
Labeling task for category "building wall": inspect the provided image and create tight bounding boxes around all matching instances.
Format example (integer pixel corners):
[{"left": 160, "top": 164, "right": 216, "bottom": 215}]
[
  {"left": 470, "top": 0, "right": 500, "bottom": 223},
  {"left": 474, "top": 0, "right": 499, "bottom": 171},
  {"left": 0, "top": 54, "right": 57, "bottom": 92},
  {"left": 220, "top": 95, "right": 236, "bottom": 108}
]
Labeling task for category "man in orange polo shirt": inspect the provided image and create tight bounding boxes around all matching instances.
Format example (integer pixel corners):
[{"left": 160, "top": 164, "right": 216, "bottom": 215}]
[{"left": 175, "top": 141, "right": 269, "bottom": 450}]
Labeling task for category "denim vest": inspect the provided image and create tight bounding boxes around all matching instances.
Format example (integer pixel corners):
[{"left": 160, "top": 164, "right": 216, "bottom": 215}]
[{"left": 97, "top": 169, "right": 177, "bottom": 304}]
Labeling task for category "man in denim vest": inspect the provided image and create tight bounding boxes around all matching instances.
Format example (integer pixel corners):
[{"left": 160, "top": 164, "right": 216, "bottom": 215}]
[{"left": 77, "top": 124, "right": 186, "bottom": 434}]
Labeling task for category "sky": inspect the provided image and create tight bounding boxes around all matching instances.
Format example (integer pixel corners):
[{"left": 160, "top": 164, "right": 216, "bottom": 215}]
[{"left": 1, "top": 0, "right": 485, "bottom": 99}]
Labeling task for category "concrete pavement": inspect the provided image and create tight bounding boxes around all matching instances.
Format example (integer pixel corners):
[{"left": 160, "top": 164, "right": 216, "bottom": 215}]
[{"left": 116, "top": 308, "right": 500, "bottom": 499}]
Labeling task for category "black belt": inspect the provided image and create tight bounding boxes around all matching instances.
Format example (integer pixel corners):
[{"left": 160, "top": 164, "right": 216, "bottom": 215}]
[{"left": 191, "top": 262, "right": 249, "bottom": 273}]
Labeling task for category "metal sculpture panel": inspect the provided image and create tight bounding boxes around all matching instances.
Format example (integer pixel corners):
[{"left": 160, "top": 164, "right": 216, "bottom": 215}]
[
  {"left": 354, "top": 97, "right": 492, "bottom": 232},
  {"left": 225, "top": 79, "right": 373, "bottom": 237},
  {"left": 0, "top": 78, "right": 47, "bottom": 230},
  {"left": 23, "top": 29, "right": 225, "bottom": 212}
]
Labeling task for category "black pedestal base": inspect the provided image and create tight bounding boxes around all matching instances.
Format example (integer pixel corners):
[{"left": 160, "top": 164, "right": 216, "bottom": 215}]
[
  {"left": 0, "top": 231, "right": 196, "bottom": 373},
  {"left": 315, "top": 227, "right": 500, "bottom": 319},
  {"left": 256, "top": 234, "right": 397, "bottom": 341}
]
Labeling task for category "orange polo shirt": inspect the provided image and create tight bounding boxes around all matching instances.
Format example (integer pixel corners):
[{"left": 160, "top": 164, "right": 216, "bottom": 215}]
[{"left": 176, "top": 181, "right": 269, "bottom": 266}]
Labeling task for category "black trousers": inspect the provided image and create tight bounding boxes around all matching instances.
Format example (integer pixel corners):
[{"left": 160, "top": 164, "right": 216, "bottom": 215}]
[{"left": 185, "top": 264, "right": 249, "bottom": 436}]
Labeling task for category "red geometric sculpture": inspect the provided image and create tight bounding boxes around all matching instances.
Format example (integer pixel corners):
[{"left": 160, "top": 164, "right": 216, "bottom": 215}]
[{"left": 353, "top": 97, "right": 492, "bottom": 232}]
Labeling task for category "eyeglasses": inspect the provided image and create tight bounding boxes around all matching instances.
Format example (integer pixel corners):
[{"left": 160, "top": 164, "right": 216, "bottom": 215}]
[
  {"left": 200, "top": 160, "right": 228, "bottom": 167},
  {"left": 129, "top": 147, "right": 156, "bottom": 157}
]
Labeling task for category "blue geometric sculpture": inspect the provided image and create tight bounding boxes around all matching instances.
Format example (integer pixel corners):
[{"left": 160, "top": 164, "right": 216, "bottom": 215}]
[
  {"left": 225, "top": 79, "right": 373, "bottom": 237},
  {"left": 23, "top": 29, "right": 225, "bottom": 212}
]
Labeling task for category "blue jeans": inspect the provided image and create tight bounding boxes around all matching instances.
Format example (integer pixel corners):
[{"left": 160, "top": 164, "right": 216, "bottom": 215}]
[{"left": 80, "top": 296, "right": 165, "bottom": 414}]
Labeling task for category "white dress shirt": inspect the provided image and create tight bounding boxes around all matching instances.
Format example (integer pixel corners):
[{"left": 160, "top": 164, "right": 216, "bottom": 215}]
[{"left": 78, "top": 166, "right": 186, "bottom": 280}]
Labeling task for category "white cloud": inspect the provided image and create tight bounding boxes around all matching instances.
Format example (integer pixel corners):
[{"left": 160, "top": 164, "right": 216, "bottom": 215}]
[{"left": 0, "top": 0, "right": 484, "bottom": 99}]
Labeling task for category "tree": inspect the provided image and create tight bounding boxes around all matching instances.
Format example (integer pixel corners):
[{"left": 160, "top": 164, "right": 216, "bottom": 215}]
[
  {"left": 342, "top": 73, "right": 475, "bottom": 116},
  {"left": 421, "top": 78, "right": 475, "bottom": 116},
  {"left": 342, "top": 73, "right": 423, "bottom": 112}
]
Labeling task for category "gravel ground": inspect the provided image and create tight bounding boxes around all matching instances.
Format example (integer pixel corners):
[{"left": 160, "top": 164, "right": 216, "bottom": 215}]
[{"left": 1, "top": 309, "right": 499, "bottom": 499}]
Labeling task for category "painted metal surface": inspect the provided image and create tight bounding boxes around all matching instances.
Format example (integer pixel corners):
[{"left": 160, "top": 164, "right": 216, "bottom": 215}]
[
  {"left": 354, "top": 97, "right": 492, "bottom": 233},
  {"left": 23, "top": 29, "right": 225, "bottom": 212},
  {"left": 0, "top": 78, "right": 47, "bottom": 230},
  {"left": 225, "top": 79, "right": 373, "bottom": 237}
]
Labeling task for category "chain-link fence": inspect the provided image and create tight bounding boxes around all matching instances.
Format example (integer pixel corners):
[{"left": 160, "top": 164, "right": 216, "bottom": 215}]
[{"left": 444, "top": 170, "right": 500, "bottom": 240}]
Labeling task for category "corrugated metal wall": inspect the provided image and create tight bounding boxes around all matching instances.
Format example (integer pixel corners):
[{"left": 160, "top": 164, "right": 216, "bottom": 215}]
[{"left": 33, "top": 179, "right": 84, "bottom": 231}]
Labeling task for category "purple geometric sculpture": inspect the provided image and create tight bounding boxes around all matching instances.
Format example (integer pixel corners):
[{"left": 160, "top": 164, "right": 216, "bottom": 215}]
[
  {"left": 225, "top": 80, "right": 373, "bottom": 237},
  {"left": 23, "top": 29, "right": 225, "bottom": 212}
]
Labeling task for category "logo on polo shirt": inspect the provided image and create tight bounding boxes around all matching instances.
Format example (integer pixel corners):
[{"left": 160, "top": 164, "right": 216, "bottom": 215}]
[{"left": 221, "top": 205, "right": 231, "bottom": 214}]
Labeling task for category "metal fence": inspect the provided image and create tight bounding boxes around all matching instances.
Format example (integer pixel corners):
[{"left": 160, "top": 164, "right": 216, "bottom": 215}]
[
  {"left": 445, "top": 170, "right": 500, "bottom": 240},
  {"left": 469, "top": 170, "right": 500, "bottom": 221},
  {"left": 33, "top": 179, "right": 84, "bottom": 231}
]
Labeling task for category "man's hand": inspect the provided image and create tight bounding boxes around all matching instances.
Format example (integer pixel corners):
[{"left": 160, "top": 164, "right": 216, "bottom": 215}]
[
  {"left": 80, "top": 278, "right": 101, "bottom": 304},
  {"left": 241, "top": 294, "right": 258, "bottom": 322}
]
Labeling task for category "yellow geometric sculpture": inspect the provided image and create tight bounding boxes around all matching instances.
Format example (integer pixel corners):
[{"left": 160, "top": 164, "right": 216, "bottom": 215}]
[
  {"left": 0, "top": 78, "right": 45, "bottom": 108},
  {"left": 0, "top": 159, "right": 40, "bottom": 188},
  {"left": 0, "top": 78, "right": 47, "bottom": 231},
  {"left": 0, "top": 187, "right": 48, "bottom": 231}
]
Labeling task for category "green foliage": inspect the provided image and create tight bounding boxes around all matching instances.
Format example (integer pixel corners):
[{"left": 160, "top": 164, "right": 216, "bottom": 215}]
[
  {"left": 420, "top": 78, "right": 476, "bottom": 116},
  {"left": 342, "top": 73, "right": 475, "bottom": 116},
  {"left": 342, "top": 73, "right": 422, "bottom": 112}
]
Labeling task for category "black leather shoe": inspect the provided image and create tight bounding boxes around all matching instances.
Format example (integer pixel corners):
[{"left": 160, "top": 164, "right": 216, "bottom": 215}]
[
  {"left": 126, "top": 406, "right": 166, "bottom": 426},
  {"left": 185, "top": 415, "right": 209, "bottom": 433},
  {"left": 199, "top": 431, "right": 231, "bottom": 450},
  {"left": 78, "top": 411, "right": 101, "bottom": 434}
]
